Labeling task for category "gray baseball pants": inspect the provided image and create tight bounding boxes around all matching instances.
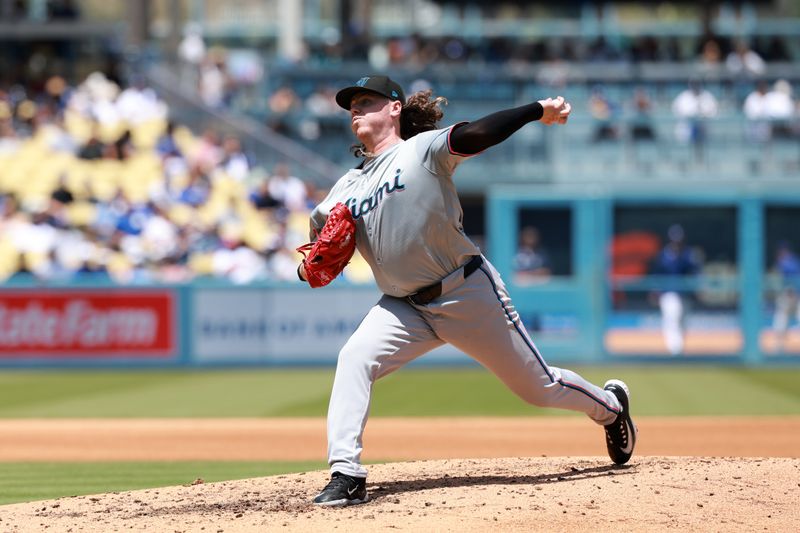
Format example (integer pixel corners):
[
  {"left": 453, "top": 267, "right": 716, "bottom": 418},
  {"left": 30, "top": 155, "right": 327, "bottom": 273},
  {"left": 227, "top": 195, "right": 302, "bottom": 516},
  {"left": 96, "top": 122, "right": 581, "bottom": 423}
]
[{"left": 326, "top": 257, "right": 622, "bottom": 478}]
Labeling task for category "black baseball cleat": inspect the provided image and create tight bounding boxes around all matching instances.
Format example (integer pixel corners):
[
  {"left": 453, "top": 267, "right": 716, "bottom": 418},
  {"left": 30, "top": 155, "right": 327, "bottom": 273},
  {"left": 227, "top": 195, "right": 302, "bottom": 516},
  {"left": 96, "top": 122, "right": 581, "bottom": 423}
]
[
  {"left": 603, "top": 379, "right": 637, "bottom": 465},
  {"left": 313, "top": 472, "right": 368, "bottom": 507}
]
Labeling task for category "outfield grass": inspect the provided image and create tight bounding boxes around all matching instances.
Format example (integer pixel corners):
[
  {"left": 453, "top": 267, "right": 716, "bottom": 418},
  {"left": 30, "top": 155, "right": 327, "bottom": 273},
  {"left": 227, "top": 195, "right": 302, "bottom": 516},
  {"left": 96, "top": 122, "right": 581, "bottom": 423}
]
[
  {"left": 0, "top": 461, "right": 325, "bottom": 505},
  {"left": 0, "top": 366, "right": 799, "bottom": 417}
]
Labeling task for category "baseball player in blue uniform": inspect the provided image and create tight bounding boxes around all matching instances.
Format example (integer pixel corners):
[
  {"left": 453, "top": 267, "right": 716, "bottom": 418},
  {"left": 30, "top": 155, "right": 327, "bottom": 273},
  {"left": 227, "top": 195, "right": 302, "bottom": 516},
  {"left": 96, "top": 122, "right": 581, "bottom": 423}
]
[{"left": 299, "top": 75, "right": 637, "bottom": 506}]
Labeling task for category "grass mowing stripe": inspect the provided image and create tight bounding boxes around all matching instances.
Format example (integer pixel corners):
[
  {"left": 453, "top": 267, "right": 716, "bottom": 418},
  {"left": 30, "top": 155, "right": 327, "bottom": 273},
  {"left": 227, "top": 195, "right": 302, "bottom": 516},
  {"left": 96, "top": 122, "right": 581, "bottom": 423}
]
[
  {"left": 1, "top": 367, "right": 800, "bottom": 417},
  {"left": 0, "top": 461, "right": 326, "bottom": 506},
  {"left": 731, "top": 368, "right": 800, "bottom": 402},
  {"left": 0, "top": 370, "right": 334, "bottom": 418}
]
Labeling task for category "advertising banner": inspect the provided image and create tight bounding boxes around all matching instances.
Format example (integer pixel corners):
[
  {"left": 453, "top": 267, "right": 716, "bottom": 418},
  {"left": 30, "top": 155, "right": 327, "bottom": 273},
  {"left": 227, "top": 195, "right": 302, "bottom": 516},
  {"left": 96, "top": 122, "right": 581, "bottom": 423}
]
[
  {"left": 0, "top": 290, "right": 176, "bottom": 359},
  {"left": 192, "top": 287, "right": 467, "bottom": 364}
]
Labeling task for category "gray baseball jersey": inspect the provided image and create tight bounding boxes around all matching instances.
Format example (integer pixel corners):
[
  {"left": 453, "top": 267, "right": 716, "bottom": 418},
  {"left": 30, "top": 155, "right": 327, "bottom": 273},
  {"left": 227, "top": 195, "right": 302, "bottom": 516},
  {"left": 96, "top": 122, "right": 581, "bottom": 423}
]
[
  {"left": 310, "top": 125, "right": 623, "bottom": 479},
  {"left": 311, "top": 127, "right": 479, "bottom": 297}
]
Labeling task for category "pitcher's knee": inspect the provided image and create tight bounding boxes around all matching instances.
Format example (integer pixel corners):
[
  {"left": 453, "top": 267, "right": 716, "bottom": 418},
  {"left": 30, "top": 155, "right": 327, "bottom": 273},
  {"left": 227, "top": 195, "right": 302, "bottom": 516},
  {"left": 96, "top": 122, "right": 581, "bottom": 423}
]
[
  {"left": 336, "top": 342, "right": 379, "bottom": 380},
  {"left": 516, "top": 386, "right": 559, "bottom": 408}
]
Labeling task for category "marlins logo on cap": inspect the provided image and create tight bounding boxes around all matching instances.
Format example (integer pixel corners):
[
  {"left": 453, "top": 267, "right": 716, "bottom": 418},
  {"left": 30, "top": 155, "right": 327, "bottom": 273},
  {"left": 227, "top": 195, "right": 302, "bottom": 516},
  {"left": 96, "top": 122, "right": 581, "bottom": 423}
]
[{"left": 335, "top": 75, "right": 406, "bottom": 110}]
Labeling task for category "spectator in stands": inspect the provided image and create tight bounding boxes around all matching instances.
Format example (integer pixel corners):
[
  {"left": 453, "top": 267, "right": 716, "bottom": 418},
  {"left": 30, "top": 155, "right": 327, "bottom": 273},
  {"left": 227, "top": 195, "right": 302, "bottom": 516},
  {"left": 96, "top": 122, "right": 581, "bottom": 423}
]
[
  {"left": 269, "top": 245, "right": 303, "bottom": 281},
  {"left": 106, "top": 129, "right": 133, "bottom": 161},
  {"left": 630, "top": 87, "right": 656, "bottom": 141},
  {"left": 77, "top": 125, "right": 107, "bottom": 160},
  {"left": 189, "top": 127, "right": 223, "bottom": 170},
  {"left": 138, "top": 201, "right": 179, "bottom": 264},
  {"left": 262, "top": 220, "right": 301, "bottom": 281},
  {"left": 651, "top": 224, "right": 703, "bottom": 355},
  {"left": 14, "top": 99, "right": 39, "bottom": 137},
  {"left": 219, "top": 135, "right": 251, "bottom": 182},
  {"left": 249, "top": 178, "right": 281, "bottom": 210},
  {"left": 156, "top": 121, "right": 182, "bottom": 158},
  {"left": 306, "top": 84, "right": 346, "bottom": 137},
  {"left": 15, "top": 209, "right": 60, "bottom": 265},
  {"left": 0, "top": 109, "right": 20, "bottom": 154},
  {"left": 43, "top": 75, "right": 70, "bottom": 114},
  {"left": 772, "top": 240, "right": 800, "bottom": 353},
  {"left": 114, "top": 196, "right": 150, "bottom": 237},
  {"left": 76, "top": 72, "right": 122, "bottom": 127},
  {"left": 306, "top": 85, "right": 339, "bottom": 118},
  {"left": 744, "top": 79, "right": 797, "bottom": 145},
  {"left": 211, "top": 223, "right": 266, "bottom": 285},
  {"left": 267, "top": 163, "right": 307, "bottom": 212},
  {"left": 672, "top": 79, "right": 718, "bottom": 162},
  {"left": 743, "top": 80, "right": 772, "bottom": 144},
  {"left": 0, "top": 194, "right": 22, "bottom": 232},
  {"left": 513, "top": 226, "right": 552, "bottom": 284},
  {"left": 33, "top": 247, "right": 74, "bottom": 282},
  {"left": 726, "top": 40, "right": 766, "bottom": 78},
  {"left": 588, "top": 85, "right": 620, "bottom": 142},
  {"left": 51, "top": 174, "right": 74, "bottom": 206},
  {"left": 199, "top": 48, "right": 230, "bottom": 109},
  {"left": 75, "top": 235, "right": 110, "bottom": 278},
  {"left": 267, "top": 85, "right": 301, "bottom": 135},
  {"left": 116, "top": 76, "right": 168, "bottom": 125},
  {"left": 179, "top": 165, "right": 211, "bottom": 207},
  {"left": 697, "top": 37, "right": 724, "bottom": 74},
  {"left": 178, "top": 23, "right": 206, "bottom": 92},
  {"left": 765, "top": 79, "right": 796, "bottom": 138}
]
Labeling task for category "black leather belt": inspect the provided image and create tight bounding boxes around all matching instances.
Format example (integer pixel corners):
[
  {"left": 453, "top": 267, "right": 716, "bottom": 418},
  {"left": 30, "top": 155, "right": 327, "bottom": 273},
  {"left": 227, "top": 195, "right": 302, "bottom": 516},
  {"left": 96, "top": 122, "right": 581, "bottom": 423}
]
[{"left": 407, "top": 256, "right": 483, "bottom": 306}]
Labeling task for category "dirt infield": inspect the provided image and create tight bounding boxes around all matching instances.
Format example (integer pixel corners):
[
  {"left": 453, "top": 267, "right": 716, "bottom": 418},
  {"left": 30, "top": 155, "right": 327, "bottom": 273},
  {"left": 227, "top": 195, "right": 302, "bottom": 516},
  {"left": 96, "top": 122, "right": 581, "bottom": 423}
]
[
  {"left": 0, "top": 416, "right": 798, "bottom": 461},
  {"left": 0, "top": 417, "right": 799, "bottom": 531}
]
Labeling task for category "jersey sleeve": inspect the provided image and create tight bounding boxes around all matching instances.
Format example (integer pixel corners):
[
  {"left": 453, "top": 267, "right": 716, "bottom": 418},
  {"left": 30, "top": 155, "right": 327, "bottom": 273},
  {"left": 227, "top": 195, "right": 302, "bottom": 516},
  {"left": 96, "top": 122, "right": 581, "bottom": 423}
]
[
  {"left": 416, "top": 124, "right": 473, "bottom": 178},
  {"left": 309, "top": 178, "right": 347, "bottom": 235}
]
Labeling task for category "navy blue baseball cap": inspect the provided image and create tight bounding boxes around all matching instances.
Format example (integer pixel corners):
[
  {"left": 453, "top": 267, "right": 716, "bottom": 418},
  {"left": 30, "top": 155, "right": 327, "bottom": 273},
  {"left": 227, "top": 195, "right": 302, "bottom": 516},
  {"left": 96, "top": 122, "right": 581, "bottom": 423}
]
[{"left": 335, "top": 75, "right": 405, "bottom": 110}]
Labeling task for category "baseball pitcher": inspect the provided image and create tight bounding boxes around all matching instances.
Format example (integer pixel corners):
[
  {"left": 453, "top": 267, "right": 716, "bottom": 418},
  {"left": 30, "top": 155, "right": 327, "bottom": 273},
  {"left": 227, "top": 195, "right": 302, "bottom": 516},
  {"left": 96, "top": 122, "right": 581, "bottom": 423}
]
[{"left": 297, "top": 75, "right": 637, "bottom": 506}]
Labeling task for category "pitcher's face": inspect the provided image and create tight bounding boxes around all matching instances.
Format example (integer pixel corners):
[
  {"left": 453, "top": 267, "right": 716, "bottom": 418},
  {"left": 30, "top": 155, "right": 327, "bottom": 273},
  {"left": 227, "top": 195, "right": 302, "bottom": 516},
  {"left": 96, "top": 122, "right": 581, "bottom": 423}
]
[{"left": 349, "top": 92, "right": 398, "bottom": 141}]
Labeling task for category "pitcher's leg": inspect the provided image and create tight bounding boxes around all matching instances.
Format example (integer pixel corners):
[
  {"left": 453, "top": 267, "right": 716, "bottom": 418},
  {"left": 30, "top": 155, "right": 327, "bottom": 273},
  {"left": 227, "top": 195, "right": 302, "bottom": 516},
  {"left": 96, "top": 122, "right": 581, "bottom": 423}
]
[
  {"left": 327, "top": 295, "right": 443, "bottom": 478},
  {"left": 434, "top": 262, "right": 620, "bottom": 425}
]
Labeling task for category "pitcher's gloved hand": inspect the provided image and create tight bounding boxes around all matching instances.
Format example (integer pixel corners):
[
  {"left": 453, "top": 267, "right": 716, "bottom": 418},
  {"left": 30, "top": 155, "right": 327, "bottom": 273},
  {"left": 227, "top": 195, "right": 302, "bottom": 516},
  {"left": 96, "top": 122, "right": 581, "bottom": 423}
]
[{"left": 296, "top": 202, "right": 357, "bottom": 288}]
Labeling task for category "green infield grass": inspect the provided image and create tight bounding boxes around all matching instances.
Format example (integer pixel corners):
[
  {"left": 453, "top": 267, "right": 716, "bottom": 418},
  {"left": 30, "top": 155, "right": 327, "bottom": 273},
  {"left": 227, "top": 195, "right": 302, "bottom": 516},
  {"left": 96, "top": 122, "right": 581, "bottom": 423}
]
[
  {"left": 0, "top": 461, "right": 325, "bottom": 506},
  {"left": 0, "top": 366, "right": 799, "bottom": 417}
]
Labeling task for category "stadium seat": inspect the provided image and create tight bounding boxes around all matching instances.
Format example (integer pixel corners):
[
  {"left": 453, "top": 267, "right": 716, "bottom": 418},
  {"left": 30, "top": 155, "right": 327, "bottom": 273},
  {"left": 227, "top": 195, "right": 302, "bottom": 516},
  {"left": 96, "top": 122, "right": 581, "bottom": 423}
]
[
  {"left": 187, "top": 252, "right": 215, "bottom": 275},
  {"left": 131, "top": 119, "right": 167, "bottom": 149},
  {"left": 65, "top": 202, "right": 98, "bottom": 227},
  {"left": 0, "top": 239, "right": 21, "bottom": 281}
]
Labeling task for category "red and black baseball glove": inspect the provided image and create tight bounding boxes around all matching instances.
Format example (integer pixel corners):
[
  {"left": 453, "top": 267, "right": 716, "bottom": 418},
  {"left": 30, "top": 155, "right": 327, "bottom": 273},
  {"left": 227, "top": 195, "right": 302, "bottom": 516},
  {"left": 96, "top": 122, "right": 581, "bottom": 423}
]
[{"left": 296, "top": 202, "right": 357, "bottom": 288}]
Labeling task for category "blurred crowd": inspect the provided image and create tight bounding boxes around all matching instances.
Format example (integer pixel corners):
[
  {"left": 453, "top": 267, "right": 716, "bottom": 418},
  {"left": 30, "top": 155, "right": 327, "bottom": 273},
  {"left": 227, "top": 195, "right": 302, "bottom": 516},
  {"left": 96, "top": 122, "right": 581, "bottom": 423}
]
[
  {"left": 585, "top": 76, "right": 797, "bottom": 145},
  {"left": 0, "top": 73, "right": 325, "bottom": 285},
  {"left": 183, "top": 41, "right": 799, "bottom": 154},
  {"left": 321, "top": 32, "right": 795, "bottom": 71}
]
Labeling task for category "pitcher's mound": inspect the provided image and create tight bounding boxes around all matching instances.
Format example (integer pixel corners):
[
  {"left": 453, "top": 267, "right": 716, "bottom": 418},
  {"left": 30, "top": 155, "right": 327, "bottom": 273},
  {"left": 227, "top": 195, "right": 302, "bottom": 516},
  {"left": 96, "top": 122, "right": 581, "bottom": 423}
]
[{"left": 2, "top": 456, "right": 798, "bottom": 532}]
